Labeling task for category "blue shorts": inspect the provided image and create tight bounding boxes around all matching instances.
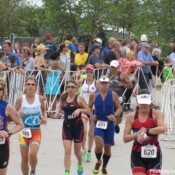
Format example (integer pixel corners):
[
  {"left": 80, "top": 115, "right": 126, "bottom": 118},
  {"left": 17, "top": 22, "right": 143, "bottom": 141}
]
[{"left": 94, "top": 121, "right": 115, "bottom": 145}]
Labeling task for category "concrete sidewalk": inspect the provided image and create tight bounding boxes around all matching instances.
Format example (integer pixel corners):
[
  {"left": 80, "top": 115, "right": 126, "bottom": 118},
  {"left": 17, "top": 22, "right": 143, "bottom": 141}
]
[{"left": 8, "top": 117, "right": 175, "bottom": 175}]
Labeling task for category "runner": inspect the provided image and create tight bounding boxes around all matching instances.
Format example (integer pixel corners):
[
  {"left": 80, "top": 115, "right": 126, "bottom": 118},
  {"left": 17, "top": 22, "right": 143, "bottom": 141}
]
[
  {"left": 123, "top": 89, "right": 166, "bottom": 175},
  {"left": 78, "top": 64, "right": 98, "bottom": 162},
  {"left": 89, "top": 76, "right": 121, "bottom": 175},
  {"left": 15, "top": 76, "right": 47, "bottom": 175},
  {"left": 0, "top": 79, "right": 24, "bottom": 175},
  {"left": 57, "top": 80, "right": 90, "bottom": 175}
]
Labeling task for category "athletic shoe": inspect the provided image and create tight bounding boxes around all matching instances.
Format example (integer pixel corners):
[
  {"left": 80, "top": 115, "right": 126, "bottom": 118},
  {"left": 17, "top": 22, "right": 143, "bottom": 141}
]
[
  {"left": 102, "top": 168, "right": 108, "bottom": 175},
  {"left": 93, "top": 160, "right": 102, "bottom": 174},
  {"left": 82, "top": 150, "right": 86, "bottom": 161},
  {"left": 77, "top": 165, "right": 83, "bottom": 175},
  {"left": 65, "top": 170, "right": 70, "bottom": 175},
  {"left": 86, "top": 152, "right": 92, "bottom": 162},
  {"left": 30, "top": 171, "right": 36, "bottom": 175}
]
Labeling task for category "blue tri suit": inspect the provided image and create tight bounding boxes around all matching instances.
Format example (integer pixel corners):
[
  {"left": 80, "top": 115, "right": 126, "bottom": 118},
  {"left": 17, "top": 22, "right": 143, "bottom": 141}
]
[{"left": 94, "top": 90, "right": 115, "bottom": 145}]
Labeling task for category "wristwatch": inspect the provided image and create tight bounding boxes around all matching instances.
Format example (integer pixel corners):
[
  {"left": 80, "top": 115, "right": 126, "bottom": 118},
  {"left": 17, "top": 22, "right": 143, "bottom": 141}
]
[
  {"left": 146, "top": 128, "right": 150, "bottom": 135},
  {"left": 7, "top": 130, "right": 12, "bottom": 137}
]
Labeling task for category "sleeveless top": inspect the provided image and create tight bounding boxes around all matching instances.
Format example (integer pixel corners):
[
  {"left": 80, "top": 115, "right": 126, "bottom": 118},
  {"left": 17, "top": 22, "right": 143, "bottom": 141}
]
[
  {"left": 80, "top": 79, "right": 96, "bottom": 104},
  {"left": 21, "top": 94, "right": 42, "bottom": 130},
  {"left": 94, "top": 90, "right": 114, "bottom": 122},
  {"left": 109, "top": 72, "right": 124, "bottom": 97},
  {"left": 132, "top": 108, "right": 160, "bottom": 152},
  {"left": 0, "top": 100, "right": 8, "bottom": 131},
  {"left": 62, "top": 95, "right": 81, "bottom": 124}
]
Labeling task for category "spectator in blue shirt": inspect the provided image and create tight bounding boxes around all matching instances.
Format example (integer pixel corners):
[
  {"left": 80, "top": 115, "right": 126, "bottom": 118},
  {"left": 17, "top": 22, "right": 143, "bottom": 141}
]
[
  {"left": 3, "top": 40, "right": 21, "bottom": 66},
  {"left": 101, "top": 37, "right": 117, "bottom": 60},
  {"left": 137, "top": 42, "right": 158, "bottom": 89}
]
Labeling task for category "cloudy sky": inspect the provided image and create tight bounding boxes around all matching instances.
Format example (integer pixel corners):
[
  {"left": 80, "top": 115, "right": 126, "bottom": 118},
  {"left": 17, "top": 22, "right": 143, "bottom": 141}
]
[{"left": 27, "top": 0, "right": 43, "bottom": 6}]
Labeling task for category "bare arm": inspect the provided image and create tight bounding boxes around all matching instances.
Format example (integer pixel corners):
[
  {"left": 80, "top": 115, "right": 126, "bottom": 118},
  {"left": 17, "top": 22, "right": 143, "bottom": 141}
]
[
  {"left": 77, "top": 96, "right": 91, "bottom": 116},
  {"left": 148, "top": 110, "right": 166, "bottom": 135},
  {"left": 121, "top": 73, "right": 133, "bottom": 89},
  {"left": 6, "top": 104, "right": 24, "bottom": 135},
  {"left": 113, "top": 92, "right": 122, "bottom": 117},
  {"left": 88, "top": 92, "right": 96, "bottom": 113},
  {"left": 39, "top": 95, "right": 47, "bottom": 125},
  {"left": 123, "top": 113, "right": 136, "bottom": 143}
]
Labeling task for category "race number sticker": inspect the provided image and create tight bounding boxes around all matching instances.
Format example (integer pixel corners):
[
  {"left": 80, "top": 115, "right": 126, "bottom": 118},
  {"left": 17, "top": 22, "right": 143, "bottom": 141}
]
[
  {"left": 22, "top": 128, "right": 32, "bottom": 138},
  {"left": 0, "top": 137, "right": 5, "bottom": 145},
  {"left": 141, "top": 145, "right": 157, "bottom": 158},
  {"left": 96, "top": 120, "right": 108, "bottom": 129}
]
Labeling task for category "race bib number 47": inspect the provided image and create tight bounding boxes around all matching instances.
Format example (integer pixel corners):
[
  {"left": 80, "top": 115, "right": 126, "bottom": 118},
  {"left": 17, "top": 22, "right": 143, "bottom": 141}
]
[
  {"left": 141, "top": 145, "right": 157, "bottom": 158},
  {"left": 96, "top": 120, "right": 108, "bottom": 129},
  {"left": 0, "top": 137, "right": 5, "bottom": 145},
  {"left": 22, "top": 128, "right": 32, "bottom": 138}
]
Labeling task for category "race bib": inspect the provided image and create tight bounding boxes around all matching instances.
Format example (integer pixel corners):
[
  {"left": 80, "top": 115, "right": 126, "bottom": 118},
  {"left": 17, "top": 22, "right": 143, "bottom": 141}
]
[
  {"left": 141, "top": 145, "right": 157, "bottom": 158},
  {"left": 22, "top": 128, "right": 32, "bottom": 138},
  {"left": 96, "top": 120, "right": 108, "bottom": 129},
  {"left": 0, "top": 137, "right": 5, "bottom": 145}
]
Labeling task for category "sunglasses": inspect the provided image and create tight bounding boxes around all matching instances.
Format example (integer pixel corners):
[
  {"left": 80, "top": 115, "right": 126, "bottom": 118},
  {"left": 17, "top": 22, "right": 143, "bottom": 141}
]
[
  {"left": 26, "top": 83, "right": 37, "bottom": 86},
  {"left": 67, "top": 86, "right": 77, "bottom": 89},
  {"left": 86, "top": 71, "right": 94, "bottom": 74},
  {"left": 0, "top": 87, "right": 3, "bottom": 91},
  {"left": 100, "top": 82, "right": 108, "bottom": 84}
]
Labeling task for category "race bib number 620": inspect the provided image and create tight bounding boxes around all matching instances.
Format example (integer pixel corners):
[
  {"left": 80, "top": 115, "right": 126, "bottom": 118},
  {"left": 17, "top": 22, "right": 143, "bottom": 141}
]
[
  {"left": 141, "top": 145, "right": 157, "bottom": 158},
  {"left": 96, "top": 120, "right": 108, "bottom": 129}
]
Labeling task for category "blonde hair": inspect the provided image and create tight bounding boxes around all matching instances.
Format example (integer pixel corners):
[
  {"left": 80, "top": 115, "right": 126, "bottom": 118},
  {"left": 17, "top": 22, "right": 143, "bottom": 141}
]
[
  {"left": 25, "top": 76, "right": 37, "bottom": 84},
  {"left": 0, "top": 79, "right": 7, "bottom": 99},
  {"left": 126, "top": 50, "right": 135, "bottom": 61}
]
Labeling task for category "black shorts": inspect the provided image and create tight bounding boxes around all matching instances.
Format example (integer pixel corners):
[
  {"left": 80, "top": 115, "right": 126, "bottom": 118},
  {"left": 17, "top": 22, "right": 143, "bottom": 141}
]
[
  {"left": 131, "top": 150, "right": 162, "bottom": 175},
  {"left": 0, "top": 140, "right": 9, "bottom": 169},
  {"left": 62, "top": 119, "right": 84, "bottom": 143}
]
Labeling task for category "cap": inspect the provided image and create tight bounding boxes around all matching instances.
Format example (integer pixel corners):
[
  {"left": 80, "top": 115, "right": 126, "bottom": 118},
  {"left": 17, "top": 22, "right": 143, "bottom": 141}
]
[
  {"left": 45, "top": 33, "right": 52, "bottom": 39},
  {"left": 137, "top": 94, "right": 151, "bottom": 104},
  {"left": 110, "top": 60, "right": 119, "bottom": 68},
  {"left": 95, "top": 38, "right": 103, "bottom": 44},
  {"left": 140, "top": 34, "right": 148, "bottom": 42},
  {"left": 142, "top": 42, "right": 151, "bottom": 48},
  {"left": 91, "top": 45, "right": 101, "bottom": 52},
  {"left": 85, "top": 64, "right": 94, "bottom": 70},
  {"left": 99, "top": 77, "right": 110, "bottom": 83}
]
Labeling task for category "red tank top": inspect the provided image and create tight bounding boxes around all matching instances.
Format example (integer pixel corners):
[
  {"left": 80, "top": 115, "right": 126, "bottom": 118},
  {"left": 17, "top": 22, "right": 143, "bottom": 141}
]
[{"left": 132, "top": 108, "right": 160, "bottom": 152}]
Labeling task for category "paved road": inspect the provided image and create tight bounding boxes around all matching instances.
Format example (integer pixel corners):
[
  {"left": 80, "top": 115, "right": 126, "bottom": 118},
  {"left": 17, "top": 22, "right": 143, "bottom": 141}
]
[{"left": 8, "top": 117, "right": 175, "bottom": 175}]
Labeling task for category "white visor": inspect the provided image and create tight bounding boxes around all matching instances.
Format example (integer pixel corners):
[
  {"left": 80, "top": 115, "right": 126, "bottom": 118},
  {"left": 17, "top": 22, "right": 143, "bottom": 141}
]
[
  {"left": 99, "top": 77, "right": 110, "bottom": 83},
  {"left": 137, "top": 94, "right": 151, "bottom": 104}
]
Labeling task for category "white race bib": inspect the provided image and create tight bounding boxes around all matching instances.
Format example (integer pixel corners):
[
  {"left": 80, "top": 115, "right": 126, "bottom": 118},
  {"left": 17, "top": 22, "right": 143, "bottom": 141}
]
[
  {"left": 141, "top": 145, "right": 157, "bottom": 158},
  {"left": 22, "top": 128, "right": 32, "bottom": 138},
  {"left": 0, "top": 137, "right": 5, "bottom": 145},
  {"left": 96, "top": 120, "right": 108, "bottom": 129}
]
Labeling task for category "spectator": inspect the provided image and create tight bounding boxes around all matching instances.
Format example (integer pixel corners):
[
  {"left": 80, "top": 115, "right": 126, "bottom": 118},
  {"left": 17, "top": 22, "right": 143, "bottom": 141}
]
[
  {"left": 88, "top": 45, "right": 109, "bottom": 79},
  {"left": 169, "top": 45, "right": 175, "bottom": 64},
  {"left": 0, "top": 50, "right": 7, "bottom": 71},
  {"left": 151, "top": 48, "right": 164, "bottom": 77},
  {"left": 34, "top": 44, "right": 51, "bottom": 95},
  {"left": 3, "top": 40, "right": 21, "bottom": 66},
  {"left": 21, "top": 47, "right": 34, "bottom": 71},
  {"left": 162, "top": 57, "right": 174, "bottom": 82},
  {"left": 64, "top": 34, "right": 77, "bottom": 62},
  {"left": 136, "top": 34, "right": 148, "bottom": 54},
  {"left": 121, "top": 39, "right": 130, "bottom": 58},
  {"left": 14, "top": 42, "right": 22, "bottom": 55},
  {"left": 101, "top": 37, "right": 117, "bottom": 60},
  {"left": 31, "top": 36, "right": 40, "bottom": 58},
  {"left": 44, "top": 33, "right": 57, "bottom": 60},
  {"left": 74, "top": 43, "right": 88, "bottom": 66},
  {"left": 137, "top": 42, "right": 158, "bottom": 90},
  {"left": 104, "top": 41, "right": 120, "bottom": 65},
  {"left": 46, "top": 51, "right": 65, "bottom": 119}
]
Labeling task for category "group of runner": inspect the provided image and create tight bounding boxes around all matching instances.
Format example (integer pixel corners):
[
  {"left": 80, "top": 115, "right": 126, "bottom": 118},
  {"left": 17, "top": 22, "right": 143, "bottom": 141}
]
[
  {"left": 0, "top": 63, "right": 166, "bottom": 175},
  {"left": 0, "top": 31, "right": 167, "bottom": 175}
]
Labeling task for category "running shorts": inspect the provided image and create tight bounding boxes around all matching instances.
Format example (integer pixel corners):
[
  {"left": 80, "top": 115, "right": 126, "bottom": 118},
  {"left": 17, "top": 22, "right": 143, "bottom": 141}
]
[{"left": 0, "top": 139, "right": 9, "bottom": 169}]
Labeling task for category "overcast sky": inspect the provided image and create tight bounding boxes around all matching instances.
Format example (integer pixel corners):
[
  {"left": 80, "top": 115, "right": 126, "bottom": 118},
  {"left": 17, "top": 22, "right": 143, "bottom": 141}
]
[{"left": 27, "top": 0, "right": 43, "bottom": 6}]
